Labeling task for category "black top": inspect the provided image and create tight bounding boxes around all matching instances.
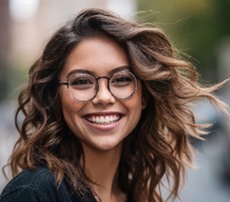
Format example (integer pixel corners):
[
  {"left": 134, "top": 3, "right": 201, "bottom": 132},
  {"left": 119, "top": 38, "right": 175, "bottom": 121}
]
[{"left": 0, "top": 167, "right": 97, "bottom": 202}]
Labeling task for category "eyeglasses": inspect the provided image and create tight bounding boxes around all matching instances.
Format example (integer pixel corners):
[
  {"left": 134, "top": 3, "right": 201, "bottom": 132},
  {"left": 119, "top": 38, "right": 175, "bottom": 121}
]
[{"left": 59, "top": 70, "right": 138, "bottom": 102}]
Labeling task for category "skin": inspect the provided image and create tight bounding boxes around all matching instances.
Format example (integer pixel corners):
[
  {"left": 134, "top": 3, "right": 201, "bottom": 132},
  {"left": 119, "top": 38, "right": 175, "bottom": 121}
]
[{"left": 59, "top": 36, "right": 145, "bottom": 201}]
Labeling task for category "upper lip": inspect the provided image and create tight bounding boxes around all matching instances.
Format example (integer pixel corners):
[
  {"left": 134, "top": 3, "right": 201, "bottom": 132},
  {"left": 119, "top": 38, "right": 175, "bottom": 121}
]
[{"left": 82, "top": 111, "right": 124, "bottom": 117}]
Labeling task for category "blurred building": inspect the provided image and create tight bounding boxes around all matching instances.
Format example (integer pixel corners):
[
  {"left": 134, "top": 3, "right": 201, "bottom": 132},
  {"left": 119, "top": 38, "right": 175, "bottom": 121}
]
[{"left": 9, "top": 0, "right": 136, "bottom": 68}]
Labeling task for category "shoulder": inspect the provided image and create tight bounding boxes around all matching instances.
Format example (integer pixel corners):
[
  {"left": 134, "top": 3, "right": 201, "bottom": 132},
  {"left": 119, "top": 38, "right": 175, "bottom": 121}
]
[{"left": 0, "top": 167, "right": 63, "bottom": 202}]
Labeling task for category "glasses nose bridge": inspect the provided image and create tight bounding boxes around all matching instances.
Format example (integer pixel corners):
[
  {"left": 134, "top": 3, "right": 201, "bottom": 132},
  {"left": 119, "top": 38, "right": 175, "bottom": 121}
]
[
  {"left": 96, "top": 76, "right": 110, "bottom": 82},
  {"left": 94, "top": 75, "right": 114, "bottom": 97},
  {"left": 95, "top": 76, "right": 110, "bottom": 89}
]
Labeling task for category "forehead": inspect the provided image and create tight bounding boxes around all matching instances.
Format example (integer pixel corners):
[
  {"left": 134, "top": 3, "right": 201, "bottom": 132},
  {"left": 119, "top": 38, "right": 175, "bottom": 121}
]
[{"left": 60, "top": 36, "right": 129, "bottom": 78}]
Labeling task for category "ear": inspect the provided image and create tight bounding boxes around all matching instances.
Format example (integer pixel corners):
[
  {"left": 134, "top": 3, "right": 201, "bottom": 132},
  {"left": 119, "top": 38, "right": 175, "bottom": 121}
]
[{"left": 142, "top": 95, "right": 148, "bottom": 109}]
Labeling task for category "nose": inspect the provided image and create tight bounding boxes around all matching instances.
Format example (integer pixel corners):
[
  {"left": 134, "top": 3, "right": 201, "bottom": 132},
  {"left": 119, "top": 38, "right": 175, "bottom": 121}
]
[{"left": 91, "top": 79, "right": 116, "bottom": 105}]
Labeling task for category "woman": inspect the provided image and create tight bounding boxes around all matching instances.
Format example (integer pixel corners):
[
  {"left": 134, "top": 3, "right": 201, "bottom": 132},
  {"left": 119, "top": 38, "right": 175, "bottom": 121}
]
[{"left": 0, "top": 8, "right": 228, "bottom": 202}]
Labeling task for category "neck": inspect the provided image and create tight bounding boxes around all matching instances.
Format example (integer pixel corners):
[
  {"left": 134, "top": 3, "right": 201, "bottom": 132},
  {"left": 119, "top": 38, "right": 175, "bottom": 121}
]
[{"left": 82, "top": 144, "right": 125, "bottom": 201}]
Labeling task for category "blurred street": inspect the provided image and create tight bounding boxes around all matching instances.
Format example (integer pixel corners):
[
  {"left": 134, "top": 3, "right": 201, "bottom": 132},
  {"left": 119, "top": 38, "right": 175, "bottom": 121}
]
[
  {"left": 178, "top": 133, "right": 230, "bottom": 202},
  {"left": 1, "top": 102, "right": 230, "bottom": 201}
]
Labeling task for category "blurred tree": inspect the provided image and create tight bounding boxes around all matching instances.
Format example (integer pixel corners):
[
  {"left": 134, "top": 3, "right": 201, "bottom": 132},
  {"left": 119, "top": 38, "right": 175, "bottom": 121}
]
[
  {"left": 137, "top": 0, "right": 230, "bottom": 82},
  {"left": 0, "top": 0, "right": 10, "bottom": 101}
]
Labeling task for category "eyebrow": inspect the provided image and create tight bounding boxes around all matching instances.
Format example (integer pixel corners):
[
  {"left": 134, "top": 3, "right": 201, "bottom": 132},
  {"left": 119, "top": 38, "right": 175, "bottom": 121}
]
[{"left": 66, "top": 65, "right": 131, "bottom": 79}]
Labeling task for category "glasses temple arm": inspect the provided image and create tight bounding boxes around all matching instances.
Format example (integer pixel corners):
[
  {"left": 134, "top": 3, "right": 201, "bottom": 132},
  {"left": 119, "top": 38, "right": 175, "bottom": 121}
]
[{"left": 59, "top": 81, "right": 69, "bottom": 86}]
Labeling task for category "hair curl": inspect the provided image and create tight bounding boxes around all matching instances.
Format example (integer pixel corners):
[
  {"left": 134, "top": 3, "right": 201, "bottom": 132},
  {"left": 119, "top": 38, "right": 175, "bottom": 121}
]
[{"left": 7, "top": 8, "right": 228, "bottom": 202}]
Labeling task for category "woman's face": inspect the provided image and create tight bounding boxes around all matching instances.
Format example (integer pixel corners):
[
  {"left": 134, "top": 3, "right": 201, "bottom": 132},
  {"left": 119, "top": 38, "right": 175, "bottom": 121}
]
[{"left": 59, "top": 36, "right": 145, "bottom": 152}]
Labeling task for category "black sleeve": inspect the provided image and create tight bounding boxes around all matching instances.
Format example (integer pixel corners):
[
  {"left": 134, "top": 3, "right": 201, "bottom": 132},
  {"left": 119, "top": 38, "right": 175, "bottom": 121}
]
[{"left": 0, "top": 187, "right": 46, "bottom": 202}]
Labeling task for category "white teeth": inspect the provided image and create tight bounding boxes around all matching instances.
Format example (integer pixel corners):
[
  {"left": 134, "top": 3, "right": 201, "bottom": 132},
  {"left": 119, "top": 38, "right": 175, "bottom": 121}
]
[{"left": 86, "top": 115, "right": 120, "bottom": 124}]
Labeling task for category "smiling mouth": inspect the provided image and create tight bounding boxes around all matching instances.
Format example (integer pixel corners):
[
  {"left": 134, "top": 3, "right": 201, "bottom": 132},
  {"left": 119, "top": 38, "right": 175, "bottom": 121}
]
[{"left": 84, "top": 114, "right": 121, "bottom": 125}]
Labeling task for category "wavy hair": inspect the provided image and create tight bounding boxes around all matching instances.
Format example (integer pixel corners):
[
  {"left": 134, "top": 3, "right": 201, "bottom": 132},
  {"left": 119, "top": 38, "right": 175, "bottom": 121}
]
[{"left": 7, "top": 8, "right": 228, "bottom": 202}]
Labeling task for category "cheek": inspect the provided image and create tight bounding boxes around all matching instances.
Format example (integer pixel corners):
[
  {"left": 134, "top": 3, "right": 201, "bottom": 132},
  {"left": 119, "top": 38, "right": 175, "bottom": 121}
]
[
  {"left": 131, "top": 83, "right": 143, "bottom": 109},
  {"left": 125, "top": 84, "right": 143, "bottom": 125},
  {"left": 59, "top": 88, "right": 82, "bottom": 125}
]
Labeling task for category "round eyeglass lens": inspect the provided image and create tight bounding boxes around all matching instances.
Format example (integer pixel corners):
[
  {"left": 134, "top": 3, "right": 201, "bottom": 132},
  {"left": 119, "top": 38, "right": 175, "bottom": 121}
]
[
  {"left": 109, "top": 72, "right": 137, "bottom": 99},
  {"left": 68, "top": 73, "right": 96, "bottom": 102}
]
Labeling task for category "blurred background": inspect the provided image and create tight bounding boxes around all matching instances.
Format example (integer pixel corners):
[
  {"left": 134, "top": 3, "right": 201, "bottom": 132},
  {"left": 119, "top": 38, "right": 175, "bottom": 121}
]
[{"left": 0, "top": 0, "right": 229, "bottom": 201}]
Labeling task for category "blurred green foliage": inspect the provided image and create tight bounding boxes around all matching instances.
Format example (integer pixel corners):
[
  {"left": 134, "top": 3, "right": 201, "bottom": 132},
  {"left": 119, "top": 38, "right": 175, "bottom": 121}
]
[
  {"left": 137, "top": 0, "right": 230, "bottom": 81},
  {"left": 6, "top": 63, "right": 28, "bottom": 101}
]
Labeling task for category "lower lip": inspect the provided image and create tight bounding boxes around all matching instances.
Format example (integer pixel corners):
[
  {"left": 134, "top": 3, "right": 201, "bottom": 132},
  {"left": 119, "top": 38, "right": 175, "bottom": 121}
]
[{"left": 83, "top": 118, "right": 121, "bottom": 131}]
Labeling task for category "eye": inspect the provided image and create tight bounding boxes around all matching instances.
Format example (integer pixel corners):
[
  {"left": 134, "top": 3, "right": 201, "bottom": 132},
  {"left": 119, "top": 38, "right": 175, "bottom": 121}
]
[
  {"left": 71, "top": 79, "right": 91, "bottom": 85},
  {"left": 69, "top": 75, "right": 95, "bottom": 89},
  {"left": 111, "top": 73, "right": 134, "bottom": 87}
]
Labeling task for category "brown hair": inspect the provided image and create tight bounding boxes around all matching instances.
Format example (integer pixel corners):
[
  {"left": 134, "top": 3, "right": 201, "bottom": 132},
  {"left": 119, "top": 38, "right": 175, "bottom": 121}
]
[{"left": 7, "top": 8, "right": 228, "bottom": 201}]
